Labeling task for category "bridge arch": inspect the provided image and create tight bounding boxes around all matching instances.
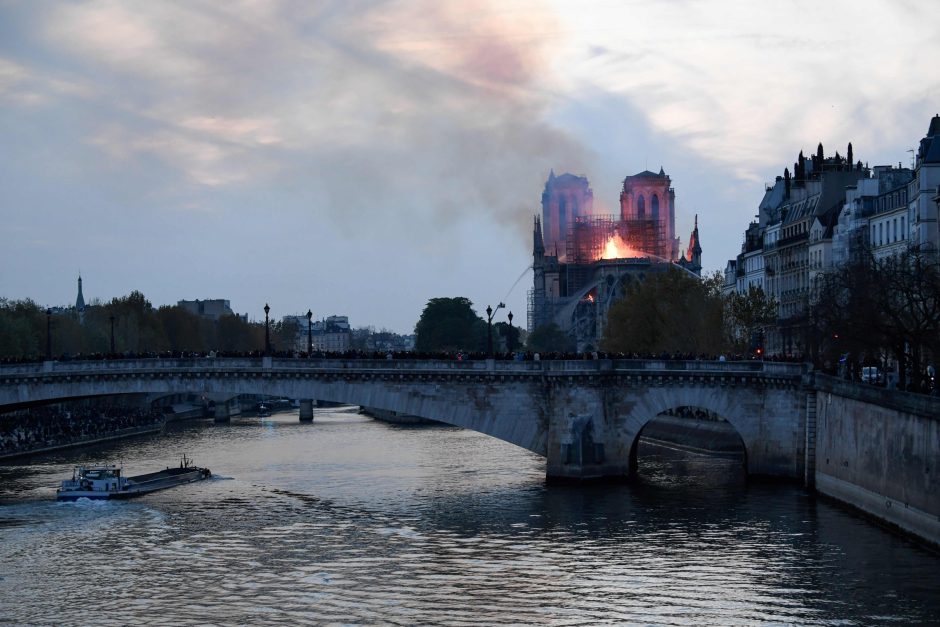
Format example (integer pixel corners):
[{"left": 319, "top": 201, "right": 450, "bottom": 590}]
[
  {"left": 611, "top": 381, "right": 804, "bottom": 480},
  {"left": 627, "top": 405, "right": 748, "bottom": 477}
]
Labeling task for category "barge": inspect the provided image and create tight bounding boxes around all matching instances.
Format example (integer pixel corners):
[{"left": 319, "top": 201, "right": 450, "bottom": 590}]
[{"left": 56, "top": 455, "right": 211, "bottom": 501}]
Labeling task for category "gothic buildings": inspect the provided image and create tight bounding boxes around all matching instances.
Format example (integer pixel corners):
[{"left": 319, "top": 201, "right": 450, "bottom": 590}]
[{"left": 530, "top": 168, "right": 702, "bottom": 351}]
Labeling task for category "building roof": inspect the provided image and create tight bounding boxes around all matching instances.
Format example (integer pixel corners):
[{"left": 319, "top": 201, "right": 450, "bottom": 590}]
[
  {"left": 630, "top": 169, "right": 667, "bottom": 179},
  {"left": 919, "top": 115, "right": 940, "bottom": 164}
]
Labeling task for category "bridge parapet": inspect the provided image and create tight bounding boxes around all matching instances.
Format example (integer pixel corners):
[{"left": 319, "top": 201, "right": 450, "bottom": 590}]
[{"left": 0, "top": 358, "right": 806, "bottom": 379}]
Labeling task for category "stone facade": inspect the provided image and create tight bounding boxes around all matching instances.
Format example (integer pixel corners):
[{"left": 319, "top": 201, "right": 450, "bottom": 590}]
[{"left": 724, "top": 116, "right": 940, "bottom": 356}]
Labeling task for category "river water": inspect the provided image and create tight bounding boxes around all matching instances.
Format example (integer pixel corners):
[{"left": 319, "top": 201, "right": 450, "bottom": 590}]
[{"left": 1, "top": 408, "right": 938, "bottom": 626}]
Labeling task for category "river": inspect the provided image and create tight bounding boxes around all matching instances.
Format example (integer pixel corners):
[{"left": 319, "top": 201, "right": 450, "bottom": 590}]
[{"left": 1, "top": 407, "right": 938, "bottom": 626}]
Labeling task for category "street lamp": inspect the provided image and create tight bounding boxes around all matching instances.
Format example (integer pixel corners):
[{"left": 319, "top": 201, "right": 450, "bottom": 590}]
[
  {"left": 264, "top": 303, "right": 271, "bottom": 355},
  {"left": 486, "top": 302, "right": 505, "bottom": 357},
  {"left": 306, "top": 309, "right": 313, "bottom": 355},
  {"left": 507, "top": 311, "right": 514, "bottom": 352},
  {"left": 109, "top": 314, "right": 115, "bottom": 354},
  {"left": 46, "top": 308, "right": 52, "bottom": 360}
]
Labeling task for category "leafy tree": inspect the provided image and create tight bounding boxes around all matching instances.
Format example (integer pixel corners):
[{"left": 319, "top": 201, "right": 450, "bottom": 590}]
[
  {"left": 493, "top": 321, "right": 521, "bottom": 352},
  {"left": 602, "top": 267, "right": 727, "bottom": 355},
  {"left": 156, "top": 306, "right": 208, "bottom": 352},
  {"left": 217, "top": 314, "right": 263, "bottom": 352},
  {"left": 526, "top": 323, "right": 574, "bottom": 353},
  {"left": 726, "top": 284, "right": 777, "bottom": 352},
  {"left": 0, "top": 298, "right": 44, "bottom": 358},
  {"left": 414, "top": 297, "right": 485, "bottom": 352},
  {"left": 272, "top": 318, "right": 299, "bottom": 352},
  {"left": 809, "top": 247, "right": 940, "bottom": 388}
]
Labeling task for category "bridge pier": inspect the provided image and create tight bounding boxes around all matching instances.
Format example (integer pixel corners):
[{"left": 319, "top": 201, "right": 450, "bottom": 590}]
[
  {"left": 212, "top": 398, "right": 241, "bottom": 423},
  {"left": 545, "top": 386, "right": 631, "bottom": 483},
  {"left": 299, "top": 399, "right": 314, "bottom": 422}
]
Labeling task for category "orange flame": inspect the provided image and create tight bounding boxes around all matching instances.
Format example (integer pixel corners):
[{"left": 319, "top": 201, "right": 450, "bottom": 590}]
[{"left": 601, "top": 235, "right": 643, "bottom": 260}]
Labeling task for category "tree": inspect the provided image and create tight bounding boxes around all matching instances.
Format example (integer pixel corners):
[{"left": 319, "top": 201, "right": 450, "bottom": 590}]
[
  {"left": 493, "top": 321, "right": 521, "bottom": 352},
  {"left": 0, "top": 298, "right": 43, "bottom": 358},
  {"left": 217, "top": 314, "right": 263, "bottom": 352},
  {"left": 414, "top": 297, "right": 486, "bottom": 352},
  {"left": 602, "top": 267, "right": 727, "bottom": 355},
  {"left": 272, "top": 318, "right": 299, "bottom": 352},
  {"left": 726, "top": 284, "right": 777, "bottom": 353},
  {"left": 809, "top": 247, "right": 940, "bottom": 388},
  {"left": 156, "top": 306, "right": 207, "bottom": 352},
  {"left": 526, "top": 323, "right": 574, "bottom": 353}
]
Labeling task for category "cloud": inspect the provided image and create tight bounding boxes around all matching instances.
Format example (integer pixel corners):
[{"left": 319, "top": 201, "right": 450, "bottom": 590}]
[
  {"left": 554, "top": 0, "right": 940, "bottom": 182},
  {"left": 25, "top": 0, "right": 589, "bottom": 241}
]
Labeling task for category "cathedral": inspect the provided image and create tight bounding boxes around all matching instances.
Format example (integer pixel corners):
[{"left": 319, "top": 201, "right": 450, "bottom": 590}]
[{"left": 529, "top": 169, "right": 702, "bottom": 351}]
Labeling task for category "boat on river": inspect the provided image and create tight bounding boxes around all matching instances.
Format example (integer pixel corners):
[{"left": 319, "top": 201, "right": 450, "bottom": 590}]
[{"left": 56, "top": 455, "right": 211, "bottom": 501}]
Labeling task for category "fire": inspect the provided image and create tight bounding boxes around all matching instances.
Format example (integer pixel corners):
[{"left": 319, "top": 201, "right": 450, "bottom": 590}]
[{"left": 601, "top": 235, "right": 643, "bottom": 260}]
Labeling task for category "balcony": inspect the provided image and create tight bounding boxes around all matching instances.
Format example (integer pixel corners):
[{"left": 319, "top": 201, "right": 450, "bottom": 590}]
[{"left": 777, "top": 232, "right": 808, "bottom": 248}]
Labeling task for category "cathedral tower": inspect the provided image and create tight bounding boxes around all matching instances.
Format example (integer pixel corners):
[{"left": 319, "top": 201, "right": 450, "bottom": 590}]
[
  {"left": 619, "top": 168, "right": 678, "bottom": 260},
  {"left": 541, "top": 171, "right": 594, "bottom": 261}
]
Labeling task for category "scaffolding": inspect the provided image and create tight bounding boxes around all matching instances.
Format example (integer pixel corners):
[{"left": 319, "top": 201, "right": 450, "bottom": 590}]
[
  {"left": 563, "top": 215, "right": 670, "bottom": 294},
  {"left": 622, "top": 218, "right": 669, "bottom": 260},
  {"left": 565, "top": 216, "right": 617, "bottom": 295}
]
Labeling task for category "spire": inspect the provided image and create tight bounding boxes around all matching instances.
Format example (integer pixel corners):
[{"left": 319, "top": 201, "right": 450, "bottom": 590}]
[
  {"left": 548, "top": 168, "right": 555, "bottom": 181},
  {"left": 685, "top": 214, "right": 702, "bottom": 269},
  {"left": 847, "top": 142, "right": 853, "bottom": 169},
  {"left": 76, "top": 275, "right": 85, "bottom": 311},
  {"left": 75, "top": 275, "right": 85, "bottom": 324},
  {"left": 533, "top": 215, "right": 545, "bottom": 257},
  {"left": 658, "top": 166, "right": 665, "bottom": 176}
]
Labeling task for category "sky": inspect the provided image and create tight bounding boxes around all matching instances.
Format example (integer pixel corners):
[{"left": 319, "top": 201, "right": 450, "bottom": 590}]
[{"left": 2, "top": 0, "right": 939, "bottom": 334}]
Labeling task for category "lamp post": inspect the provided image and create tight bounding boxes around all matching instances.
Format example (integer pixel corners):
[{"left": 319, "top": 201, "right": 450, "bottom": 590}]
[
  {"left": 109, "top": 315, "right": 115, "bottom": 354},
  {"left": 507, "top": 311, "right": 514, "bottom": 352},
  {"left": 46, "top": 308, "right": 52, "bottom": 360},
  {"left": 306, "top": 309, "right": 313, "bottom": 356},
  {"left": 264, "top": 303, "right": 271, "bottom": 355},
  {"left": 486, "top": 302, "right": 505, "bottom": 357}
]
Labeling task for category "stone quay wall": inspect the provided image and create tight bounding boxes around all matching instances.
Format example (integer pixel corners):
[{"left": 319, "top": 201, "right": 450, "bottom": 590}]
[{"left": 813, "top": 374, "right": 940, "bottom": 547}]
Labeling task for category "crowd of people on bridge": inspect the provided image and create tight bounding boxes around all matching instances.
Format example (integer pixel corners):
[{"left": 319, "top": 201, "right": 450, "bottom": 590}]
[
  {"left": 1, "top": 348, "right": 799, "bottom": 364},
  {"left": 0, "top": 404, "right": 164, "bottom": 457}
]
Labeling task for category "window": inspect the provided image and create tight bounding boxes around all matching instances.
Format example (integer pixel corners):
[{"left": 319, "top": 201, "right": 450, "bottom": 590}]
[
  {"left": 879, "top": 222, "right": 883, "bottom": 246},
  {"left": 651, "top": 194, "right": 659, "bottom": 219},
  {"left": 893, "top": 218, "right": 897, "bottom": 242},
  {"left": 637, "top": 194, "right": 645, "bottom": 218},
  {"left": 901, "top": 217, "right": 906, "bottom": 239}
]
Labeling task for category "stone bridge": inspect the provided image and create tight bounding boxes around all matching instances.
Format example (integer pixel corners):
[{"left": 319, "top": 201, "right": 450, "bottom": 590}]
[{"left": 0, "top": 358, "right": 810, "bottom": 482}]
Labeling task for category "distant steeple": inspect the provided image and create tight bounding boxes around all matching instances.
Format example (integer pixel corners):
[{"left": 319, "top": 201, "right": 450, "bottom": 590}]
[{"left": 75, "top": 275, "right": 86, "bottom": 324}]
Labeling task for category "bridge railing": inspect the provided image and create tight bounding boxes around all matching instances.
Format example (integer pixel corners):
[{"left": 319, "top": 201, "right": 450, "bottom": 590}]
[{"left": 0, "top": 358, "right": 806, "bottom": 377}]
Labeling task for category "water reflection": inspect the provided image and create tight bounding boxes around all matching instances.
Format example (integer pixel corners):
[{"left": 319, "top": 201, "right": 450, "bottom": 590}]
[{"left": 1, "top": 408, "right": 938, "bottom": 625}]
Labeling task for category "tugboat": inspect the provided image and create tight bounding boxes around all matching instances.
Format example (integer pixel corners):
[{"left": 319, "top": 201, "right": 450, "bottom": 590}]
[{"left": 56, "top": 455, "right": 211, "bottom": 501}]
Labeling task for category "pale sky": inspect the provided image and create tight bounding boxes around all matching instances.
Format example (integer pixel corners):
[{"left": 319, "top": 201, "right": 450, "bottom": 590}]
[{"left": 2, "top": 0, "right": 938, "bottom": 333}]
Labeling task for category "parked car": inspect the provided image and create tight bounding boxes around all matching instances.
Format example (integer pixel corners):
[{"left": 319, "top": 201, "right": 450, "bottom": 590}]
[{"left": 862, "top": 366, "right": 883, "bottom": 384}]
